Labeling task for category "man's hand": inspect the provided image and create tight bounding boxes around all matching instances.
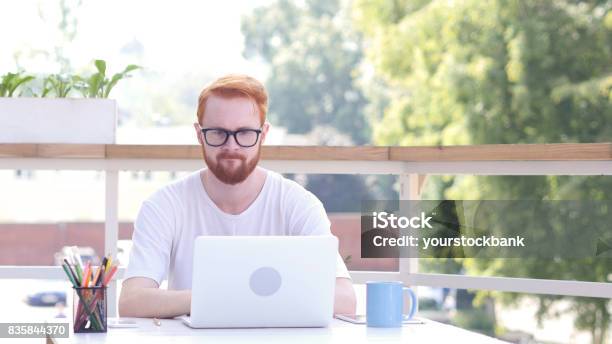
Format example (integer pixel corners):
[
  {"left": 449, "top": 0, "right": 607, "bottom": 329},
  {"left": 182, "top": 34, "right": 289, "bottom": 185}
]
[
  {"left": 334, "top": 277, "right": 357, "bottom": 315},
  {"left": 119, "top": 277, "right": 191, "bottom": 318},
  {"left": 120, "top": 276, "right": 355, "bottom": 318}
]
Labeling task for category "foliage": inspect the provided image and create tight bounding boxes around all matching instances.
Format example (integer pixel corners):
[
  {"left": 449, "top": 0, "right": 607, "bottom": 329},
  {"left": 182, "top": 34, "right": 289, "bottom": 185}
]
[
  {"left": 73, "top": 60, "right": 140, "bottom": 98},
  {"left": 0, "top": 72, "right": 35, "bottom": 97},
  {"left": 1, "top": 60, "right": 140, "bottom": 99},
  {"left": 354, "top": 0, "right": 611, "bottom": 342},
  {"left": 42, "top": 74, "right": 76, "bottom": 97},
  {"left": 452, "top": 307, "right": 496, "bottom": 337},
  {"left": 242, "top": 0, "right": 399, "bottom": 212},
  {"left": 242, "top": 0, "right": 371, "bottom": 144}
]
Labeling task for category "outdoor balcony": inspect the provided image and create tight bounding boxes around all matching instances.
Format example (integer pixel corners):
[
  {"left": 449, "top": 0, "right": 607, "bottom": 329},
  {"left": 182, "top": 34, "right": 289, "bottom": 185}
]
[{"left": 0, "top": 142, "right": 610, "bottom": 343}]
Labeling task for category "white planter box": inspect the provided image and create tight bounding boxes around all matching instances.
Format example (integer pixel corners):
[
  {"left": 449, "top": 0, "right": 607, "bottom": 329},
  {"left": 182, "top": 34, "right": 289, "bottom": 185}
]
[{"left": 0, "top": 98, "right": 117, "bottom": 144}]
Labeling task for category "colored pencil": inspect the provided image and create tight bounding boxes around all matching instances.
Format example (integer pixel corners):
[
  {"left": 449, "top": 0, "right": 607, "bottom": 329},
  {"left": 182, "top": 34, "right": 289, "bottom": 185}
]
[
  {"left": 105, "top": 255, "right": 113, "bottom": 273},
  {"left": 61, "top": 252, "right": 116, "bottom": 331},
  {"left": 92, "top": 264, "right": 103, "bottom": 286},
  {"left": 72, "top": 246, "right": 85, "bottom": 269},
  {"left": 61, "top": 263, "right": 77, "bottom": 287},
  {"left": 82, "top": 262, "right": 91, "bottom": 287},
  {"left": 103, "top": 265, "right": 118, "bottom": 286},
  {"left": 63, "top": 259, "right": 80, "bottom": 286},
  {"left": 74, "top": 262, "right": 83, "bottom": 285}
]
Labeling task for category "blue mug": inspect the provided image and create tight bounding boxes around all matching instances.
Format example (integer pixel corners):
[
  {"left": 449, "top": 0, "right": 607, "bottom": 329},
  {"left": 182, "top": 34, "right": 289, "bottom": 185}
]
[{"left": 366, "top": 281, "right": 417, "bottom": 327}]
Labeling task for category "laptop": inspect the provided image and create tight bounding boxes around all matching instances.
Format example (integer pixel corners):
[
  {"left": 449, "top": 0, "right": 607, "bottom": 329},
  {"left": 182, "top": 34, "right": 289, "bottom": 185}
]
[{"left": 182, "top": 235, "right": 338, "bottom": 328}]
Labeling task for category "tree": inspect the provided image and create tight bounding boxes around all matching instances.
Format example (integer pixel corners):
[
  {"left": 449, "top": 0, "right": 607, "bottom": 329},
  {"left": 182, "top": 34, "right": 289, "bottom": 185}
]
[
  {"left": 242, "top": 0, "right": 370, "bottom": 144},
  {"left": 242, "top": 0, "right": 398, "bottom": 212},
  {"left": 354, "top": 0, "right": 611, "bottom": 342}
]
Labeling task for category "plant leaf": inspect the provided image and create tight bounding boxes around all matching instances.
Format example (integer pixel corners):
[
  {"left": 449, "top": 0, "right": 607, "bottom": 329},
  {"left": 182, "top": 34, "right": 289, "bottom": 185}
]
[
  {"left": 41, "top": 86, "right": 51, "bottom": 97},
  {"left": 88, "top": 74, "right": 102, "bottom": 98},
  {"left": 94, "top": 60, "right": 106, "bottom": 76},
  {"left": 103, "top": 65, "right": 141, "bottom": 98},
  {"left": 122, "top": 64, "right": 141, "bottom": 74},
  {"left": 8, "top": 75, "right": 35, "bottom": 96},
  {"left": 104, "top": 73, "right": 123, "bottom": 98},
  {"left": 61, "top": 86, "right": 72, "bottom": 98}
]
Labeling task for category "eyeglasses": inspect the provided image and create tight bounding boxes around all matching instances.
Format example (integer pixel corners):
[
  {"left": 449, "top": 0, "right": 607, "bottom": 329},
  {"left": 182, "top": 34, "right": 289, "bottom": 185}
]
[{"left": 200, "top": 127, "right": 263, "bottom": 147}]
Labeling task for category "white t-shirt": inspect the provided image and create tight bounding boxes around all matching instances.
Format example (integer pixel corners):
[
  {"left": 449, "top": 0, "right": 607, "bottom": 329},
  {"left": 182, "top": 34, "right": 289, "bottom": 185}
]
[{"left": 124, "top": 167, "right": 350, "bottom": 290}]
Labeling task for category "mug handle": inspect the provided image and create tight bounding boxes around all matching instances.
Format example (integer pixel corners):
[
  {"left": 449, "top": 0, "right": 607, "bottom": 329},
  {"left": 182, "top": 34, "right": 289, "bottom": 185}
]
[{"left": 402, "top": 287, "right": 418, "bottom": 322}]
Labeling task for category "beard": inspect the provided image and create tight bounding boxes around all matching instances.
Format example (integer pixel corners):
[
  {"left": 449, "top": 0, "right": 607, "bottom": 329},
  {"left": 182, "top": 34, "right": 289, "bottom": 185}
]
[{"left": 203, "top": 147, "right": 260, "bottom": 185}]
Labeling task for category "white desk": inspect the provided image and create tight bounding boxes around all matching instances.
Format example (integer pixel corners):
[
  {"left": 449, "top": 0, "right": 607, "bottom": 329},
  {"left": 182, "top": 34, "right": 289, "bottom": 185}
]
[{"left": 42, "top": 317, "right": 509, "bottom": 343}]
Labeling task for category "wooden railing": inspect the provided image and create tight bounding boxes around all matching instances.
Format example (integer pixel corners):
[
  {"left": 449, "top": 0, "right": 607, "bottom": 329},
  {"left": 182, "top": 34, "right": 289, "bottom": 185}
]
[
  {"left": 1, "top": 142, "right": 611, "bottom": 160},
  {"left": 1, "top": 142, "right": 611, "bottom": 316}
]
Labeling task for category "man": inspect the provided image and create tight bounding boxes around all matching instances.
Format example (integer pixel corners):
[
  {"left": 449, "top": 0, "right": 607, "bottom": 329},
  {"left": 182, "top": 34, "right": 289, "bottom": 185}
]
[{"left": 119, "top": 74, "right": 357, "bottom": 318}]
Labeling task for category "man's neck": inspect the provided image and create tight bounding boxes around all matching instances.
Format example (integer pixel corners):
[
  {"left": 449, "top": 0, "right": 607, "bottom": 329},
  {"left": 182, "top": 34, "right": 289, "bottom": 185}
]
[{"left": 200, "top": 166, "right": 267, "bottom": 215}]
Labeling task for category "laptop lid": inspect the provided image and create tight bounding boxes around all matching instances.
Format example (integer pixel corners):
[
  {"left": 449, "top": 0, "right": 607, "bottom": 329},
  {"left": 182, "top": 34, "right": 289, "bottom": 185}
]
[{"left": 189, "top": 235, "right": 338, "bottom": 328}]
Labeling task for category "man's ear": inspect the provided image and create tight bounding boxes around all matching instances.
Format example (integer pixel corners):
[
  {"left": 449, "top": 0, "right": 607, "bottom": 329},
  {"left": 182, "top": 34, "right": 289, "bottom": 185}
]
[
  {"left": 193, "top": 123, "right": 204, "bottom": 145},
  {"left": 260, "top": 122, "right": 270, "bottom": 145}
]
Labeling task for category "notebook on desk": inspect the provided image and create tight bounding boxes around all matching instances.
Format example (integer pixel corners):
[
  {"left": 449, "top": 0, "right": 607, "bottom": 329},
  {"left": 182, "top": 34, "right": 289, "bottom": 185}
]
[{"left": 182, "top": 235, "right": 338, "bottom": 328}]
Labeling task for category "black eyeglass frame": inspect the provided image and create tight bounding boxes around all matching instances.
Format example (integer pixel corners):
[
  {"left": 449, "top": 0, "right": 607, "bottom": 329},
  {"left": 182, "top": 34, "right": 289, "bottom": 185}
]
[{"left": 199, "top": 126, "right": 263, "bottom": 148}]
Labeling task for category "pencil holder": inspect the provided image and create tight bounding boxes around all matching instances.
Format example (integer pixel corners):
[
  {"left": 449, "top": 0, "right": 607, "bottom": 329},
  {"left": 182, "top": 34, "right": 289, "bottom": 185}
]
[{"left": 73, "top": 286, "right": 107, "bottom": 333}]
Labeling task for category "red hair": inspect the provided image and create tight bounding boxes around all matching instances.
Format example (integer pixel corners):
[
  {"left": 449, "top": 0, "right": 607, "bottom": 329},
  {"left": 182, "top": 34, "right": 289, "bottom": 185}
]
[{"left": 197, "top": 74, "right": 268, "bottom": 125}]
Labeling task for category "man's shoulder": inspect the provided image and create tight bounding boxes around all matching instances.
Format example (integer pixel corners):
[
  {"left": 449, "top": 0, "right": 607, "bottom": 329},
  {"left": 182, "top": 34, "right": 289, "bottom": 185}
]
[{"left": 263, "top": 169, "right": 330, "bottom": 235}]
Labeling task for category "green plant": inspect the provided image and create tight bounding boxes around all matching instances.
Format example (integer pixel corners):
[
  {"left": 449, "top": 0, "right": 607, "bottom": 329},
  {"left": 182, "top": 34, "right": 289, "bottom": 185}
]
[
  {"left": 452, "top": 308, "right": 496, "bottom": 337},
  {"left": 74, "top": 59, "right": 140, "bottom": 98},
  {"left": 1, "top": 59, "right": 140, "bottom": 99},
  {"left": 42, "top": 74, "right": 76, "bottom": 98},
  {"left": 0, "top": 72, "right": 35, "bottom": 97}
]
